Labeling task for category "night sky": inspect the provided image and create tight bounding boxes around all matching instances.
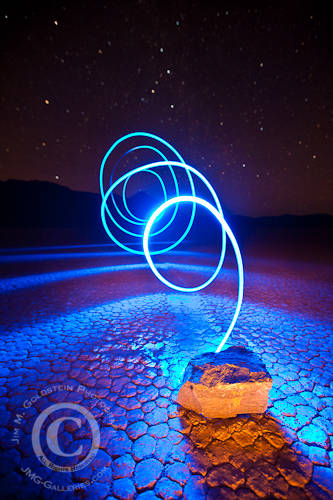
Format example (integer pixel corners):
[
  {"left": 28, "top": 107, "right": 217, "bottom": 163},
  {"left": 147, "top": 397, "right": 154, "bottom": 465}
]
[{"left": 1, "top": 1, "right": 332, "bottom": 216}]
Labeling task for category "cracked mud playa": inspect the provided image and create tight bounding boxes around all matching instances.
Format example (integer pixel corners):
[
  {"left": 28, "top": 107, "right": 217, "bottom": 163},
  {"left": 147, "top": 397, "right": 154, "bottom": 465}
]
[{"left": 0, "top": 246, "right": 332, "bottom": 499}]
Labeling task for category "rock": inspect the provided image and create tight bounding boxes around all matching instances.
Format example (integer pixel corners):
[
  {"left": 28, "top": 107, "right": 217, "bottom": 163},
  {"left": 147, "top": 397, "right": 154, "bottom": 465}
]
[{"left": 177, "top": 346, "right": 272, "bottom": 419}]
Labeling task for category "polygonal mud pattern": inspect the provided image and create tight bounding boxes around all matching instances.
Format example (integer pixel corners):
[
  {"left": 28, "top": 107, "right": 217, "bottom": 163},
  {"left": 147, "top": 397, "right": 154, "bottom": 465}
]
[{"left": 0, "top": 249, "right": 332, "bottom": 499}]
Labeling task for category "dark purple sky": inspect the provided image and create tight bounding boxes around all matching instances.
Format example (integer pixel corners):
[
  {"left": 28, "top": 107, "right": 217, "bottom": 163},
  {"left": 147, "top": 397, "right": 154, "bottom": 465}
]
[{"left": 1, "top": 1, "right": 332, "bottom": 216}]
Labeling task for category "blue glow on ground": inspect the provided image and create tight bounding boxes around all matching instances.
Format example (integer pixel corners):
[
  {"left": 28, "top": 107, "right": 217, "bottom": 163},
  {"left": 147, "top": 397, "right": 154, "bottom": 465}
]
[
  {"left": 0, "top": 243, "right": 117, "bottom": 253},
  {"left": 0, "top": 251, "right": 129, "bottom": 263},
  {"left": 1, "top": 291, "right": 331, "bottom": 394},
  {"left": 0, "top": 264, "right": 144, "bottom": 293},
  {"left": 0, "top": 248, "right": 212, "bottom": 264},
  {"left": 0, "top": 251, "right": 331, "bottom": 495},
  {"left": 0, "top": 262, "right": 235, "bottom": 295}
]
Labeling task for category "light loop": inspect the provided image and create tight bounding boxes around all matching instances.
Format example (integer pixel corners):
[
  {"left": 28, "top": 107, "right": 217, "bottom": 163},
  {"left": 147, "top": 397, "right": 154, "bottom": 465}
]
[
  {"left": 99, "top": 133, "right": 243, "bottom": 351},
  {"left": 143, "top": 196, "right": 244, "bottom": 352}
]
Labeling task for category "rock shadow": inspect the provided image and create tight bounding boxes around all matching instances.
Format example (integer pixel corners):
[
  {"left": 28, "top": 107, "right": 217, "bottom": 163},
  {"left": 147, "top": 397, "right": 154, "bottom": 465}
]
[{"left": 177, "top": 408, "right": 324, "bottom": 499}]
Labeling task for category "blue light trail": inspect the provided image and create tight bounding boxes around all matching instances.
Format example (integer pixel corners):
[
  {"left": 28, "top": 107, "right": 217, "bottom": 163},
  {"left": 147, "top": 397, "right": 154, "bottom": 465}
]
[{"left": 100, "top": 133, "right": 243, "bottom": 351}]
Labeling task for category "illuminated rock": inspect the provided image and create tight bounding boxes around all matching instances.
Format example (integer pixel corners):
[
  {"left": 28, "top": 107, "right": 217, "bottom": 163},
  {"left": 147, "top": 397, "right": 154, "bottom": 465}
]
[{"left": 177, "top": 346, "right": 272, "bottom": 419}]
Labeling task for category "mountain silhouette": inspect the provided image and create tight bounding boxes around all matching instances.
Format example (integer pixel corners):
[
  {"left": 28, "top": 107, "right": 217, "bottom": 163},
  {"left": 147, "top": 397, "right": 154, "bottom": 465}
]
[{"left": 0, "top": 180, "right": 332, "bottom": 256}]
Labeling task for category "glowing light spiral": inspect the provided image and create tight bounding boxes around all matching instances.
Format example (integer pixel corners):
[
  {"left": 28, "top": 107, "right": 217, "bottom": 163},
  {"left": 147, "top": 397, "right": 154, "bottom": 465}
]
[{"left": 100, "top": 132, "right": 243, "bottom": 351}]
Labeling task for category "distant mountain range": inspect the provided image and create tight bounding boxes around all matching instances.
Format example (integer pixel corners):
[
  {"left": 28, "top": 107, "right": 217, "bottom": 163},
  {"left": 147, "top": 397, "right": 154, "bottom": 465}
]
[
  {"left": 0, "top": 180, "right": 159, "bottom": 230},
  {"left": 1, "top": 180, "right": 332, "bottom": 249}
]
